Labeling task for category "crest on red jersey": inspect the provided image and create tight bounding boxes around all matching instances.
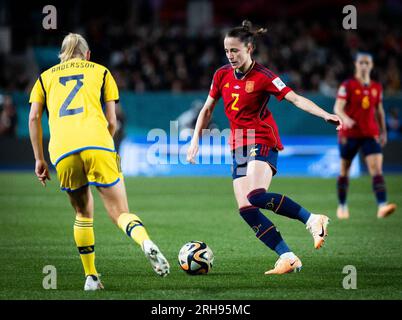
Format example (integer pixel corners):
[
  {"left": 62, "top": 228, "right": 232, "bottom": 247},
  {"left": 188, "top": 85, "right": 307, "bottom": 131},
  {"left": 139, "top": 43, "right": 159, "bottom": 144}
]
[
  {"left": 245, "top": 81, "right": 254, "bottom": 93},
  {"left": 371, "top": 88, "right": 378, "bottom": 97}
]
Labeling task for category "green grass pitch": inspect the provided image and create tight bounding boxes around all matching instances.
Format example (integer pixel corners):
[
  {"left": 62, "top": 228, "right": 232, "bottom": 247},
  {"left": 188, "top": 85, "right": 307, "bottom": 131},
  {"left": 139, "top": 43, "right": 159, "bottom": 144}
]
[{"left": 0, "top": 172, "right": 401, "bottom": 300}]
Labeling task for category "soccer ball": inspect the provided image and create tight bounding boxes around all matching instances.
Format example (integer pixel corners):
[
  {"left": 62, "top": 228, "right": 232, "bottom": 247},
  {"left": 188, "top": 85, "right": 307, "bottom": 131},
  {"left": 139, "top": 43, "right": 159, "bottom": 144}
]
[{"left": 178, "top": 241, "right": 214, "bottom": 275}]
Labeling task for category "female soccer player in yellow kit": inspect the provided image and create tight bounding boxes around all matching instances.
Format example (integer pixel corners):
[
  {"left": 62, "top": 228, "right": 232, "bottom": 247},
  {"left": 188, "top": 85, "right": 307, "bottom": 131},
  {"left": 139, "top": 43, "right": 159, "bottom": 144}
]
[{"left": 29, "top": 33, "right": 169, "bottom": 291}]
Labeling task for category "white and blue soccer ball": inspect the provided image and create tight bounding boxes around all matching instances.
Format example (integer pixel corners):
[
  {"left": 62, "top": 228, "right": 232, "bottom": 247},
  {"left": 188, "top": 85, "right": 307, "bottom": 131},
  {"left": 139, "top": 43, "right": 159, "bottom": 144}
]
[{"left": 178, "top": 241, "right": 214, "bottom": 275}]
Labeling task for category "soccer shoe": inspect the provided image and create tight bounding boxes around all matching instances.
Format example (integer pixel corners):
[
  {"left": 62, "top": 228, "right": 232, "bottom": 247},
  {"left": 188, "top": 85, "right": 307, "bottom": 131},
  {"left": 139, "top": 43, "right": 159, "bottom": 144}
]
[
  {"left": 337, "top": 205, "right": 350, "bottom": 219},
  {"left": 84, "top": 275, "right": 104, "bottom": 291},
  {"left": 306, "top": 214, "right": 330, "bottom": 249},
  {"left": 377, "top": 203, "right": 397, "bottom": 219},
  {"left": 142, "top": 239, "right": 170, "bottom": 277},
  {"left": 265, "top": 256, "right": 302, "bottom": 275}
]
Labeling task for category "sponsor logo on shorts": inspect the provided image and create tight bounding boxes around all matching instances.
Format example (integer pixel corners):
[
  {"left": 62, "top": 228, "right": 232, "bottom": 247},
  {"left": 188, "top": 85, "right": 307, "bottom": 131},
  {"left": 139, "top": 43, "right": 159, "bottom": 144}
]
[{"left": 249, "top": 147, "right": 258, "bottom": 157}]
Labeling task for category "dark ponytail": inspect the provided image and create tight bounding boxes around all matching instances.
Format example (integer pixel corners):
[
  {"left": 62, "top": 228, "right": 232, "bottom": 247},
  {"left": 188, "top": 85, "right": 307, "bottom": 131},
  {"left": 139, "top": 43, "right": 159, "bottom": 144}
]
[{"left": 226, "top": 20, "right": 267, "bottom": 48}]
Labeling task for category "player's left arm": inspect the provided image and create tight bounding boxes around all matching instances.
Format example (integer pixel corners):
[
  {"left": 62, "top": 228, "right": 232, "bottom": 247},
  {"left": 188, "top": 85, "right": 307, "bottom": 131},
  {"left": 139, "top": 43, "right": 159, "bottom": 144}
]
[
  {"left": 284, "top": 90, "right": 343, "bottom": 130},
  {"left": 103, "top": 70, "right": 119, "bottom": 137},
  {"left": 376, "top": 101, "right": 387, "bottom": 147},
  {"left": 29, "top": 102, "right": 51, "bottom": 186},
  {"left": 104, "top": 100, "right": 117, "bottom": 137}
]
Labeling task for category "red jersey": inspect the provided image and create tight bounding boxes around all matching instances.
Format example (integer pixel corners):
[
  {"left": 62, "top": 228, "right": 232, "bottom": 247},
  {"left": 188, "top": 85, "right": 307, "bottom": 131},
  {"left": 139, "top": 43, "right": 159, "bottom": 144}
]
[
  {"left": 337, "top": 78, "right": 383, "bottom": 138},
  {"left": 209, "top": 61, "right": 292, "bottom": 150}
]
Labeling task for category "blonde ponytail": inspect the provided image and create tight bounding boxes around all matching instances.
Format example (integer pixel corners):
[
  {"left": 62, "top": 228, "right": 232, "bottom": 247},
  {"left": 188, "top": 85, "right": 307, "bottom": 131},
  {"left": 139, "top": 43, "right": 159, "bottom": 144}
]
[{"left": 58, "top": 33, "right": 89, "bottom": 63}]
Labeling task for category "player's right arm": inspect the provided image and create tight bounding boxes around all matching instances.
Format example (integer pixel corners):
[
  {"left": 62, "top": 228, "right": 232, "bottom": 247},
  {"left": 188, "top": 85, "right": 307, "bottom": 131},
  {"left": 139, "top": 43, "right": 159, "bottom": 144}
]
[
  {"left": 29, "top": 77, "right": 51, "bottom": 186},
  {"left": 187, "top": 69, "right": 222, "bottom": 164},
  {"left": 186, "top": 95, "right": 217, "bottom": 164},
  {"left": 333, "top": 82, "right": 355, "bottom": 129},
  {"left": 29, "top": 101, "right": 51, "bottom": 186},
  {"left": 334, "top": 98, "right": 355, "bottom": 129}
]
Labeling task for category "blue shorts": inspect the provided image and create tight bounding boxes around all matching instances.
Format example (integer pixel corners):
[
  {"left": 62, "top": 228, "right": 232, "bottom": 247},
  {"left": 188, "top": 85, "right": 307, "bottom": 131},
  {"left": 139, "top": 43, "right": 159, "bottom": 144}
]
[
  {"left": 339, "top": 137, "right": 382, "bottom": 160},
  {"left": 231, "top": 144, "right": 278, "bottom": 180}
]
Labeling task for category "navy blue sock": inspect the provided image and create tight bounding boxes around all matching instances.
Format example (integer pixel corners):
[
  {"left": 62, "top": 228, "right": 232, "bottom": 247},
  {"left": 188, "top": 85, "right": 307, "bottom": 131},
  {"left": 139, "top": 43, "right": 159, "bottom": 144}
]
[
  {"left": 239, "top": 206, "right": 291, "bottom": 256},
  {"left": 372, "top": 175, "right": 387, "bottom": 205},
  {"left": 337, "top": 176, "right": 349, "bottom": 205},
  {"left": 247, "top": 189, "right": 311, "bottom": 224}
]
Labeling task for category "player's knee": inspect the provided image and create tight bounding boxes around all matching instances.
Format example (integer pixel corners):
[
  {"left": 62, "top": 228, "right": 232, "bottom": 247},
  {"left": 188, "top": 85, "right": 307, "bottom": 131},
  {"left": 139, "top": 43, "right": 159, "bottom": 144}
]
[
  {"left": 370, "top": 167, "right": 383, "bottom": 176},
  {"left": 247, "top": 188, "right": 266, "bottom": 206},
  {"left": 367, "top": 161, "right": 382, "bottom": 176},
  {"left": 340, "top": 161, "right": 352, "bottom": 176}
]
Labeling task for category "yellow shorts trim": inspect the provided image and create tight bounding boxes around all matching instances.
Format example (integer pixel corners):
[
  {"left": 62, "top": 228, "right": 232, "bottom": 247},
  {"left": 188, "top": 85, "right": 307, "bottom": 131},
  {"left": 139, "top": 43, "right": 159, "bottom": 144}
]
[{"left": 56, "top": 149, "right": 123, "bottom": 192}]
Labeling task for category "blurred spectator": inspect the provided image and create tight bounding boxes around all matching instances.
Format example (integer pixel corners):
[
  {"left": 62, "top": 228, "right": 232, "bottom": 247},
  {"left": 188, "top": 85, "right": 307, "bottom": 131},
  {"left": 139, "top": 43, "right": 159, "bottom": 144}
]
[
  {"left": 319, "top": 69, "right": 338, "bottom": 97},
  {"left": 0, "top": 94, "right": 17, "bottom": 138},
  {"left": 0, "top": 3, "right": 401, "bottom": 94},
  {"left": 386, "top": 107, "right": 402, "bottom": 139},
  {"left": 385, "top": 58, "right": 401, "bottom": 95}
]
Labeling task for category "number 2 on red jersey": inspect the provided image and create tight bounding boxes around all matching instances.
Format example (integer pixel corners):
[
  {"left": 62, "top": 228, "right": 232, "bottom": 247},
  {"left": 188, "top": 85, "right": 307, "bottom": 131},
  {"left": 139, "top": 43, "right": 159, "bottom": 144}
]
[{"left": 231, "top": 93, "right": 240, "bottom": 111}]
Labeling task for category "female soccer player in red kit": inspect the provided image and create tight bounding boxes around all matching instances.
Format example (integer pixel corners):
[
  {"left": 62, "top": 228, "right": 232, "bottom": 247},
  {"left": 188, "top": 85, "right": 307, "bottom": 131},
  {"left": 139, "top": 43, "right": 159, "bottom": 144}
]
[
  {"left": 187, "top": 21, "right": 342, "bottom": 275},
  {"left": 334, "top": 52, "right": 397, "bottom": 219}
]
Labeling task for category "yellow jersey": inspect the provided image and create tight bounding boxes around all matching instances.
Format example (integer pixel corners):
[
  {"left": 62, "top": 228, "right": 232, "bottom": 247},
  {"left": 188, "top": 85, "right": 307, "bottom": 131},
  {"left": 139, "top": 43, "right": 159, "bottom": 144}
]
[{"left": 29, "top": 58, "right": 119, "bottom": 165}]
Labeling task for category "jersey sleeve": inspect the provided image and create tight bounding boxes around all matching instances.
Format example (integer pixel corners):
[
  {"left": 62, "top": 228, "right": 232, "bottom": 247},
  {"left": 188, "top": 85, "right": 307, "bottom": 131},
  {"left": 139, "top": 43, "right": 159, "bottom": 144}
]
[
  {"left": 103, "top": 70, "right": 119, "bottom": 103},
  {"left": 336, "top": 81, "right": 349, "bottom": 100},
  {"left": 208, "top": 70, "right": 222, "bottom": 100},
  {"left": 265, "top": 75, "right": 292, "bottom": 101},
  {"left": 29, "top": 77, "right": 46, "bottom": 104}
]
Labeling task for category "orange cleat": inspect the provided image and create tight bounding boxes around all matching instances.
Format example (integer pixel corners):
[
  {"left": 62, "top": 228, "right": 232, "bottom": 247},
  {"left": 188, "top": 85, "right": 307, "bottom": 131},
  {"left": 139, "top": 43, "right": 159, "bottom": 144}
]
[
  {"left": 306, "top": 214, "right": 330, "bottom": 249},
  {"left": 337, "top": 205, "right": 350, "bottom": 220},
  {"left": 377, "top": 203, "right": 397, "bottom": 219},
  {"left": 265, "top": 256, "right": 302, "bottom": 275}
]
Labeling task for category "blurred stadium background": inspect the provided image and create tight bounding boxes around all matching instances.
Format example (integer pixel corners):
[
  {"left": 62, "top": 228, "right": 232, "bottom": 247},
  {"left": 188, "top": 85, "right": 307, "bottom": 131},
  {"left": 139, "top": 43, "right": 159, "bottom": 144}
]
[
  {"left": 1, "top": 0, "right": 402, "bottom": 301},
  {"left": 1, "top": 0, "right": 402, "bottom": 177}
]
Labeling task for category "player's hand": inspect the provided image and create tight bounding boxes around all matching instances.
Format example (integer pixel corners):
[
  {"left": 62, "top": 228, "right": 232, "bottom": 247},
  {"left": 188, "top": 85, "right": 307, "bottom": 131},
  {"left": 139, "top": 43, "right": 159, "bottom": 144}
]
[
  {"left": 35, "top": 159, "right": 51, "bottom": 187},
  {"left": 325, "top": 114, "right": 343, "bottom": 131},
  {"left": 186, "top": 141, "right": 199, "bottom": 164},
  {"left": 342, "top": 116, "right": 355, "bottom": 129},
  {"left": 379, "top": 132, "right": 387, "bottom": 147}
]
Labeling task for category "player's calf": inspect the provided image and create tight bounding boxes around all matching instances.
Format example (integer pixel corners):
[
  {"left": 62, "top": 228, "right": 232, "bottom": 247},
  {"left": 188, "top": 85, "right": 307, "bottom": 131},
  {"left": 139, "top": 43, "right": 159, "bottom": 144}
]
[
  {"left": 247, "top": 189, "right": 311, "bottom": 224},
  {"left": 239, "top": 206, "right": 292, "bottom": 256}
]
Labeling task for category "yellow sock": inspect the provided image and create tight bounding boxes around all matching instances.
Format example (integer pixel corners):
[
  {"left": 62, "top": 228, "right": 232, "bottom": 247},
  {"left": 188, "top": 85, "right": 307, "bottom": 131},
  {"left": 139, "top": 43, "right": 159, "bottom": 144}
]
[
  {"left": 117, "top": 213, "right": 150, "bottom": 246},
  {"left": 74, "top": 216, "right": 98, "bottom": 277}
]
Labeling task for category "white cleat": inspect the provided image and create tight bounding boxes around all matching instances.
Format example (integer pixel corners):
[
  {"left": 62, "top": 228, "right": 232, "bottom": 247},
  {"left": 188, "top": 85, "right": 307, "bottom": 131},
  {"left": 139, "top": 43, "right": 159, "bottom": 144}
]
[
  {"left": 306, "top": 214, "right": 330, "bottom": 249},
  {"left": 142, "top": 239, "right": 170, "bottom": 277},
  {"left": 84, "top": 275, "right": 104, "bottom": 291},
  {"left": 265, "top": 254, "right": 302, "bottom": 275}
]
